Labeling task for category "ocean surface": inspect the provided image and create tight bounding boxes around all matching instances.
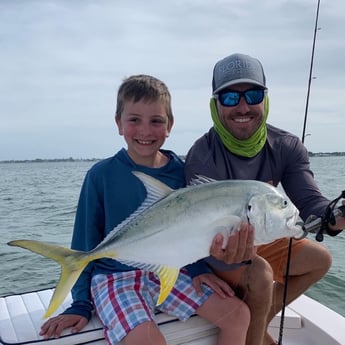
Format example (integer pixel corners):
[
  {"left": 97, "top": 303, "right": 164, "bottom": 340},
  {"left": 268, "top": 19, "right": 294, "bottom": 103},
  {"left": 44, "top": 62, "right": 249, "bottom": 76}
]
[{"left": 0, "top": 157, "right": 344, "bottom": 316}]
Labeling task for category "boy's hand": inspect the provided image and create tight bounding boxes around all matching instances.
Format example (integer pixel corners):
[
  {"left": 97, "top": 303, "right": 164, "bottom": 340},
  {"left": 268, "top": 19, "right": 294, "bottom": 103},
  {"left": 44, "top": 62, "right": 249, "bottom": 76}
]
[
  {"left": 40, "top": 314, "right": 88, "bottom": 339},
  {"left": 192, "top": 273, "right": 235, "bottom": 298}
]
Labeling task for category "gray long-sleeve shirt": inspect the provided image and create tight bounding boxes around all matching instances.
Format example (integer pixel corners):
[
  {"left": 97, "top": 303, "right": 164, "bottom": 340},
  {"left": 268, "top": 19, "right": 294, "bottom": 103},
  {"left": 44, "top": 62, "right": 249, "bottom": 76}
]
[{"left": 185, "top": 124, "right": 333, "bottom": 223}]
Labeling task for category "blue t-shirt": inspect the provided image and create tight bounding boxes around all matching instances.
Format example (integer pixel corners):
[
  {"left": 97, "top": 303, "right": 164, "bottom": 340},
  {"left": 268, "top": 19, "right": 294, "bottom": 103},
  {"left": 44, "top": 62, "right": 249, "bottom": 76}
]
[{"left": 64, "top": 148, "right": 209, "bottom": 319}]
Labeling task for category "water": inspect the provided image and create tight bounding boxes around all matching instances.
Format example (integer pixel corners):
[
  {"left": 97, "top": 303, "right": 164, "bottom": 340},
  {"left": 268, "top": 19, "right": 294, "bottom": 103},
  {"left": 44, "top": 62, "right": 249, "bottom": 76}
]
[{"left": 0, "top": 157, "right": 344, "bottom": 316}]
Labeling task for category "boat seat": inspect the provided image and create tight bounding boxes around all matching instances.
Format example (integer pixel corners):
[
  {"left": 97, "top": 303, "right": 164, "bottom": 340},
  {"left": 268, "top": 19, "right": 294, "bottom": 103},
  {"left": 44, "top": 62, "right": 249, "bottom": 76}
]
[{"left": 0, "top": 288, "right": 301, "bottom": 345}]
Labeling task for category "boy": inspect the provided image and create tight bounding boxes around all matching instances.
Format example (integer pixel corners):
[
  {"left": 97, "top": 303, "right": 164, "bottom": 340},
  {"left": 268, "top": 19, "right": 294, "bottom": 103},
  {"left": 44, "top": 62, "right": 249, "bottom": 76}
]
[{"left": 40, "top": 74, "right": 251, "bottom": 345}]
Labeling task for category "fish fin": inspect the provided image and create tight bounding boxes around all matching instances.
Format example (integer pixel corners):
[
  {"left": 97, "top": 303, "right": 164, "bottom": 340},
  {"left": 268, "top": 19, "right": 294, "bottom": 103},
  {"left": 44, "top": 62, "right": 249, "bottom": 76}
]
[
  {"left": 7, "top": 240, "right": 92, "bottom": 318},
  {"left": 44, "top": 256, "right": 89, "bottom": 318},
  {"left": 156, "top": 266, "right": 180, "bottom": 305},
  {"left": 116, "top": 259, "right": 179, "bottom": 306},
  {"left": 132, "top": 171, "right": 174, "bottom": 199},
  {"left": 189, "top": 175, "right": 216, "bottom": 186},
  {"left": 102, "top": 172, "right": 175, "bottom": 242}
]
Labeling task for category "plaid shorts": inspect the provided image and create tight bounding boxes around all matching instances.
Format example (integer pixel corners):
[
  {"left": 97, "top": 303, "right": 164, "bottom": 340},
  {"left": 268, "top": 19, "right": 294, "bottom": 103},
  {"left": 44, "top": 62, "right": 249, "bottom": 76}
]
[{"left": 91, "top": 269, "right": 213, "bottom": 344}]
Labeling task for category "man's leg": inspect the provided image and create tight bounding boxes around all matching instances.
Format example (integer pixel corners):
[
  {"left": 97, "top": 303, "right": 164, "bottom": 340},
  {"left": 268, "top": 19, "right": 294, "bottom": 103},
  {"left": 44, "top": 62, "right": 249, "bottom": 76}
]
[
  {"left": 258, "top": 238, "right": 332, "bottom": 345},
  {"left": 213, "top": 255, "right": 273, "bottom": 345}
]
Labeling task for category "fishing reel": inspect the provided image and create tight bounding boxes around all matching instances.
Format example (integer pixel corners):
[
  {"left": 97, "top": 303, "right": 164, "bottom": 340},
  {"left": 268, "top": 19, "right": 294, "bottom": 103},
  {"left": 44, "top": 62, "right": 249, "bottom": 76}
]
[{"left": 302, "top": 190, "right": 345, "bottom": 242}]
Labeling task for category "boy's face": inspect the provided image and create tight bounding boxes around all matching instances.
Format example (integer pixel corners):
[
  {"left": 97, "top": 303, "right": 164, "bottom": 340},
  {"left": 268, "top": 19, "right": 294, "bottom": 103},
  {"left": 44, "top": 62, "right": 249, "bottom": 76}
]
[{"left": 116, "top": 99, "right": 173, "bottom": 166}]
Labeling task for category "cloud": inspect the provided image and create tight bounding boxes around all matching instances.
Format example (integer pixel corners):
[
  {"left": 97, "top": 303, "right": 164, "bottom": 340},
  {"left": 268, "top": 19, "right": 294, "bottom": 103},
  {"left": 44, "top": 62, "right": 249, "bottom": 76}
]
[{"left": 0, "top": 0, "right": 344, "bottom": 160}]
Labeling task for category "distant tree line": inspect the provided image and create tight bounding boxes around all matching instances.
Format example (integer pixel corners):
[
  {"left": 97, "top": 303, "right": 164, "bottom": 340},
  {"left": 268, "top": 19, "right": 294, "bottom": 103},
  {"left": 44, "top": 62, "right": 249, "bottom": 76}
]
[
  {"left": 308, "top": 152, "right": 345, "bottom": 157},
  {"left": 0, "top": 158, "right": 100, "bottom": 164},
  {"left": 1, "top": 152, "right": 345, "bottom": 164}
]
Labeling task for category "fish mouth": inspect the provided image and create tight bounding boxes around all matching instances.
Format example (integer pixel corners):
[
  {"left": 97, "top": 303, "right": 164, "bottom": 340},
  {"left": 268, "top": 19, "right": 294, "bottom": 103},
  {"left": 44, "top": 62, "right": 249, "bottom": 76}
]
[
  {"left": 286, "top": 214, "right": 305, "bottom": 239},
  {"left": 286, "top": 214, "right": 297, "bottom": 229}
]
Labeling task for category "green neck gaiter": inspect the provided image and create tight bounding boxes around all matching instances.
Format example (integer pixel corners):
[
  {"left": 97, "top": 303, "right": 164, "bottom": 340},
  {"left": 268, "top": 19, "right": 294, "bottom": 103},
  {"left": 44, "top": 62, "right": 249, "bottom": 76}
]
[{"left": 210, "top": 96, "right": 269, "bottom": 158}]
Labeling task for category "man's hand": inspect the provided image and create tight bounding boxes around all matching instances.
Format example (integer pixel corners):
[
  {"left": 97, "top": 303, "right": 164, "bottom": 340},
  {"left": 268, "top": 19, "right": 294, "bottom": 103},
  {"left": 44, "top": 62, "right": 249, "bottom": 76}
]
[
  {"left": 40, "top": 314, "right": 88, "bottom": 339},
  {"left": 329, "top": 200, "right": 345, "bottom": 231},
  {"left": 210, "top": 222, "right": 256, "bottom": 264}
]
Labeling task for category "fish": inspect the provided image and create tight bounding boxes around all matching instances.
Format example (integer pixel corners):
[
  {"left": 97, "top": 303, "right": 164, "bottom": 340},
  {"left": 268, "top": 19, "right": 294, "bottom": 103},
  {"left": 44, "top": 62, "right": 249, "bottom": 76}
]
[{"left": 7, "top": 172, "right": 303, "bottom": 318}]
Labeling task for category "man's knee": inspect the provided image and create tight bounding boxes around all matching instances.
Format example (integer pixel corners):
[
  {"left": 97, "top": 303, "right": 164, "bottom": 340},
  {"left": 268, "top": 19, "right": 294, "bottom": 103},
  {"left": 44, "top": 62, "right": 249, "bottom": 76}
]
[
  {"left": 292, "top": 241, "right": 332, "bottom": 277},
  {"left": 309, "top": 244, "right": 332, "bottom": 280},
  {"left": 247, "top": 255, "right": 273, "bottom": 291},
  {"left": 318, "top": 245, "right": 332, "bottom": 272},
  {"left": 230, "top": 255, "right": 273, "bottom": 304}
]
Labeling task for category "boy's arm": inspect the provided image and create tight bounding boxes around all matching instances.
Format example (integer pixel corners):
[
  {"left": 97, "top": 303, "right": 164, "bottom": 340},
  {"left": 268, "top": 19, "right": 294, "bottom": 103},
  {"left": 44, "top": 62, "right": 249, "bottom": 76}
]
[{"left": 63, "top": 171, "right": 105, "bottom": 318}]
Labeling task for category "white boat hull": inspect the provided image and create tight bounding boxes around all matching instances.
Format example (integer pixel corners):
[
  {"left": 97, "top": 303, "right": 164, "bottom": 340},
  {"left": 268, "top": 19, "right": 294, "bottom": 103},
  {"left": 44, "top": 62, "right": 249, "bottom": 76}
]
[{"left": 1, "top": 288, "right": 344, "bottom": 345}]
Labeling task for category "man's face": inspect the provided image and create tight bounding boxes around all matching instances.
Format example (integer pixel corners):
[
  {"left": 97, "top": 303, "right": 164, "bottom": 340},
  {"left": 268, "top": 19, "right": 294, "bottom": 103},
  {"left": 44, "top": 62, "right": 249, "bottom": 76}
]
[{"left": 216, "top": 83, "right": 265, "bottom": 140}]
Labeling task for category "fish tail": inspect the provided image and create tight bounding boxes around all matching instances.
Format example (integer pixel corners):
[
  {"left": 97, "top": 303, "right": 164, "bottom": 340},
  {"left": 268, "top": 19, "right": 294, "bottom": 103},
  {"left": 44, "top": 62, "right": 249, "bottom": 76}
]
[
  {"left": 155, "top": 266, "right": 180, "bottom": 306},
  {"left": 7, "top": 239, "right": 93, "bottom": 318}
]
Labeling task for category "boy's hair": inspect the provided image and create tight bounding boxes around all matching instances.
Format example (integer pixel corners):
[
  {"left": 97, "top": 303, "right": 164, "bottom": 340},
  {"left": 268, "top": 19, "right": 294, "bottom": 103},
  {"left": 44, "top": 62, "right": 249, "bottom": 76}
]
[{"left": 115, "top": 75, "right": 173, "bottom": 124}]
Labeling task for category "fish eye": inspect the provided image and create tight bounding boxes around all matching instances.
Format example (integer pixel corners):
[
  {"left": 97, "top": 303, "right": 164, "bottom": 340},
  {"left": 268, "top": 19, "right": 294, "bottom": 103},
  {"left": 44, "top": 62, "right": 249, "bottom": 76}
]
[
  {"left": 282, "top": 200, "right": 288, "bottom": 208},
  {"left": 248, "top": 205, "right": 252, "bottom": 211}
]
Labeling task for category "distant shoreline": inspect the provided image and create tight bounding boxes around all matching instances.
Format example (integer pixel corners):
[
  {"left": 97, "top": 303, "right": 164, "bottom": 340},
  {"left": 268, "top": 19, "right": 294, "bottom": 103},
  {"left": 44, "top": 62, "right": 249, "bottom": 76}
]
[
  {"left": 0, "top": 152, "right": 345, "bottom": 163},
  {"left": 308, "top": 152, "right": 345, "bottom": 157},
  {"left": 0, "top": 158, "right": 100, "bottom": 164}
]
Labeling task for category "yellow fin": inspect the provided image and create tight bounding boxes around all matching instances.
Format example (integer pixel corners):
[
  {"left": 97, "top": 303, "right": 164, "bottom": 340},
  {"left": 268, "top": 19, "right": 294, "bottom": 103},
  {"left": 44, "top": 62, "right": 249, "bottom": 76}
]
[
  {"left": 43, "top": 252, "right": 91, "bottom": 318},
  {"left": 8, "top": 240, "right": 114, "bottom": 318},
  {"left": 155, "top": 266, "right": 180, "bottom": 305}
]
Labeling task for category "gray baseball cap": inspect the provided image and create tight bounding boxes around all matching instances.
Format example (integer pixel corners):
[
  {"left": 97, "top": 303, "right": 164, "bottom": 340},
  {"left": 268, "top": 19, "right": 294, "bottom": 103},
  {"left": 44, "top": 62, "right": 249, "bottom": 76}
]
[{"left": 212, "top": 53, "right": 266, "bottom": 94}]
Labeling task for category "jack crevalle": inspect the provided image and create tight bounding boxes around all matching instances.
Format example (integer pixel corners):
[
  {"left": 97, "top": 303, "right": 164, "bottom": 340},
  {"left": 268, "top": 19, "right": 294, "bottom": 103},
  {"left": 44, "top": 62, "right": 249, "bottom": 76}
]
[{"left": 8, "top": 172, "right": 303, "bottom": 318}]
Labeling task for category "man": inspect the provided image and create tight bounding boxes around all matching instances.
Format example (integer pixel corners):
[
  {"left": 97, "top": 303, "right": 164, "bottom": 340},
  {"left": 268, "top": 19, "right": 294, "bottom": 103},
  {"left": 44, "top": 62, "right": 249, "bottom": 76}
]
[{"left": 185, "top": 53, "right": 345, "bottom": 345}]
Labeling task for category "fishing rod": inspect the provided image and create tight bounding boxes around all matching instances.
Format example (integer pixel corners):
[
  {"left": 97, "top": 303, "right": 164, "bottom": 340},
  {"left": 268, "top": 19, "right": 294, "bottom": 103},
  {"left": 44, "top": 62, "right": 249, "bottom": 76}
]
[
  {"left": 278, "top": 2, "right": 344, "bottom": 344},
  {"left": 277, "top": 1, "right": 321, "bottom": 344},
  {"left": 301, "top": 0, "right": 321, "bottom": 144},
  {"left": 298, "top": 0, "right": 345, "bottom": 242}
]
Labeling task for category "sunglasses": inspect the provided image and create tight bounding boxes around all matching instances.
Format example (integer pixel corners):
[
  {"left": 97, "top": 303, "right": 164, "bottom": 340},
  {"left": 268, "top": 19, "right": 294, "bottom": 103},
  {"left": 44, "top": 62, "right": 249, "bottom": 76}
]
[{"left": 215, "top": 89, "right": 267, "bottom": 107}]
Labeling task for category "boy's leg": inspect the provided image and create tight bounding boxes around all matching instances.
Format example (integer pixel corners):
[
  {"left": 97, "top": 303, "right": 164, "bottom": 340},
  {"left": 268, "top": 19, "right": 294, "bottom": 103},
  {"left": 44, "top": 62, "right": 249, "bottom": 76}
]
[
  {"left": 159, "top": 268, "right": 249, "bottom": 345},
  {"left": 124, "top": 321, "right": 166, "bottom": 345},
  {"left": 92, "top": 269, "right": 211, "bottom": 345},
  {"left": 91, "top": 271, "right": 162, "bottom": 345},
  {"left": 196, "top": 293, "right": 250, "bottom": 345},
  {"left": 213, "top": 255, "right": 273, "bottom": 345}
]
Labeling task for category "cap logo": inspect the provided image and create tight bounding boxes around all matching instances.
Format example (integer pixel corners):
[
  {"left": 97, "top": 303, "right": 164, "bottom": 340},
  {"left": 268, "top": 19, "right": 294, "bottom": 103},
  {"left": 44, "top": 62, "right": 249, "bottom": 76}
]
[
  {"left": 212, "top": 54, "right": 266, "bottom": 93},
  {"left": 218, "top": 59, "right": 253, "bottom": 77}
]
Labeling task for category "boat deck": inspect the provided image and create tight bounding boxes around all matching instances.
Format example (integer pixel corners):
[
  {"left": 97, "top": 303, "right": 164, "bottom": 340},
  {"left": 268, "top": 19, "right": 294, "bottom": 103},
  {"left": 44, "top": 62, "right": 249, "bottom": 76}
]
[{"left": 0, "top": 288, "right": 304, "bottom": 345}]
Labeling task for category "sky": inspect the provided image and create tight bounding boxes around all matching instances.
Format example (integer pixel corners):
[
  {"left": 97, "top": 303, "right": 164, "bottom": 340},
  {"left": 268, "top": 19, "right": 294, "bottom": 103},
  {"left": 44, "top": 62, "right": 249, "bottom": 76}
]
[{"left": 1, "top": 0, "right": 344, "bottom": 161}]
